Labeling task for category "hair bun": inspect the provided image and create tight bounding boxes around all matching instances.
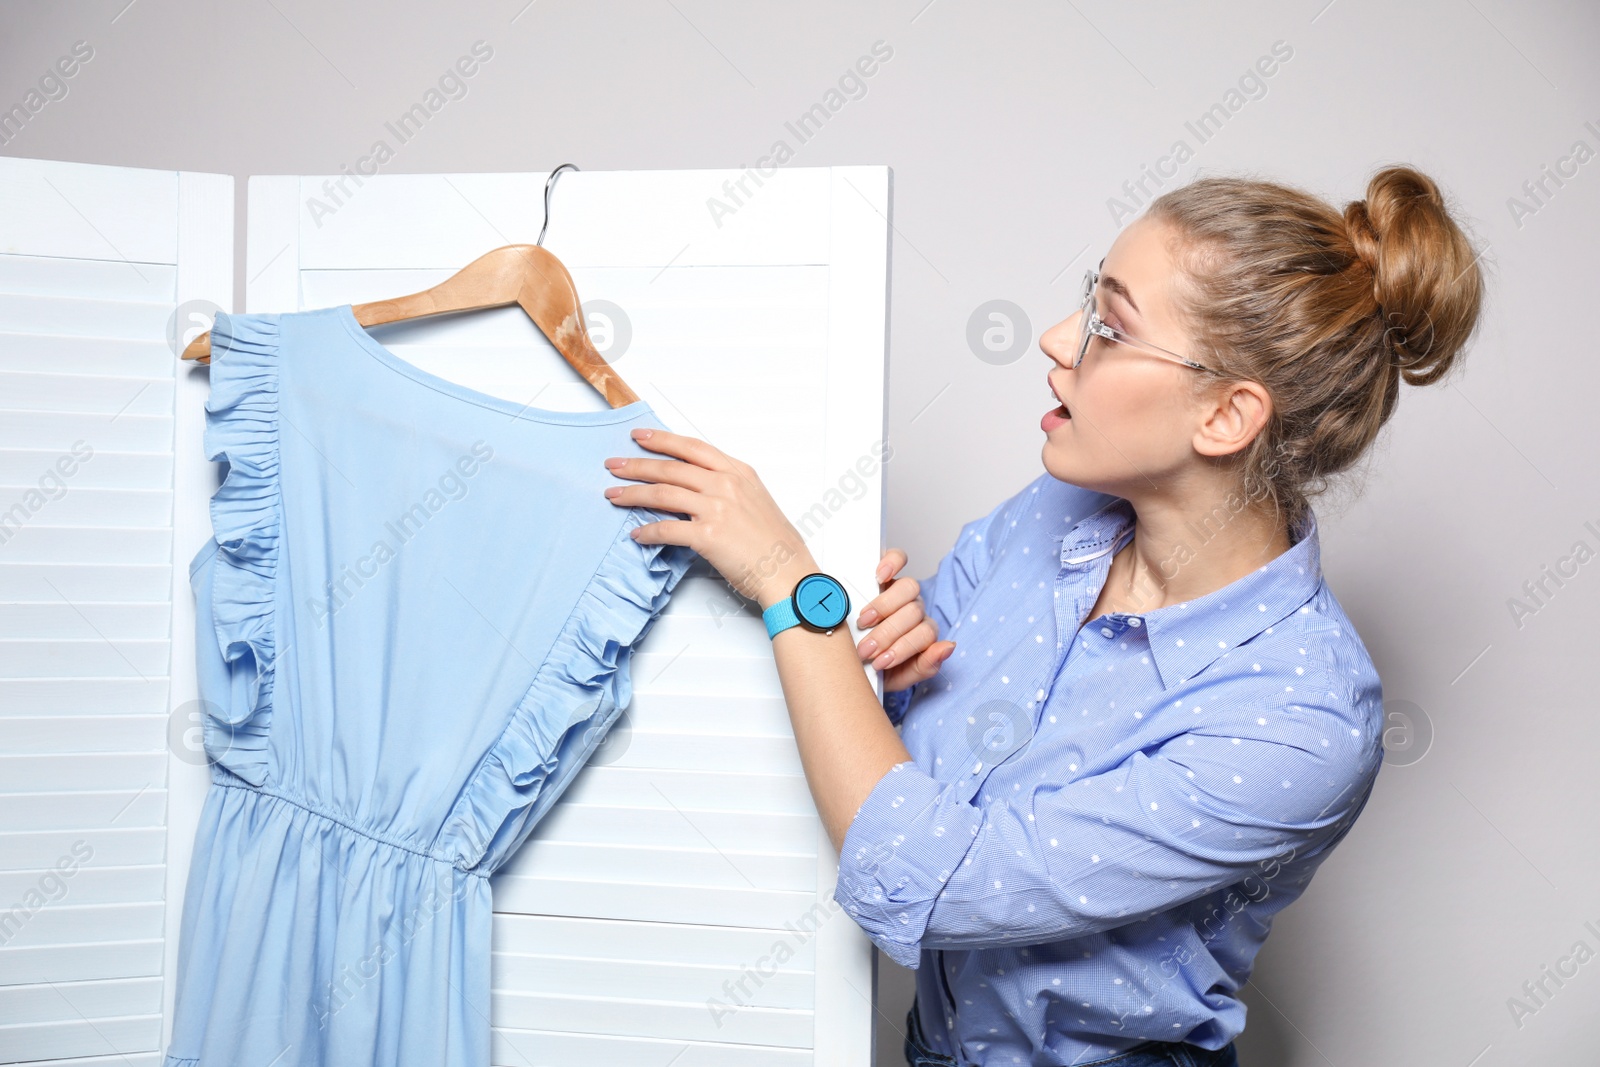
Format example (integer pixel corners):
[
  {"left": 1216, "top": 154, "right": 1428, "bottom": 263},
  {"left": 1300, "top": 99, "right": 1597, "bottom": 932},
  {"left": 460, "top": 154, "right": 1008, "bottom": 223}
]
[
  {"left": 1342, "top": 200, "right": 1382, "bottom": 275},
  {"left": 1342, "top": 166, "right": 1484, "bottom": 385}
]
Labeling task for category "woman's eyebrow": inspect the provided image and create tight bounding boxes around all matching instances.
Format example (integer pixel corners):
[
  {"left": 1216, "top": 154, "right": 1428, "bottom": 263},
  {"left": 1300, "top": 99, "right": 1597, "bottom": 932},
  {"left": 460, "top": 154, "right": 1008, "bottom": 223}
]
[{"left": 1100, "top": 273, "right": 1141, "bottom": 318}]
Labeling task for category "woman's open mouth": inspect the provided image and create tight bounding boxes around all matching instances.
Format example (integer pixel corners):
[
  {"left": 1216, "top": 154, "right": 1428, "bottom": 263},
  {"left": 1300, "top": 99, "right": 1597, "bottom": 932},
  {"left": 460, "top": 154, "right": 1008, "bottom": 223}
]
[{"left": 1041, "top": 400, "right": 1071, "bottom": 432}]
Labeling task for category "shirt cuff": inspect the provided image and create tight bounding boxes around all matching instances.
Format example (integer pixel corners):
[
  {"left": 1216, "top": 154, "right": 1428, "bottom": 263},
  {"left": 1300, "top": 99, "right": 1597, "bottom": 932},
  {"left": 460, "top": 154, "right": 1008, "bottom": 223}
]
[{"left": 831, "top": 759, "right": 980, "bottom": 970}]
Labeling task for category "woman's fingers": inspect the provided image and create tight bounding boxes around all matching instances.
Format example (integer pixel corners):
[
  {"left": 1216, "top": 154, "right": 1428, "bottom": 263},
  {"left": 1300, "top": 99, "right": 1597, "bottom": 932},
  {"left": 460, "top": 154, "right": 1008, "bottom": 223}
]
[
  {"left": 856, "top": 573, "right": 919, "bottom": 629},
  {"left": 883, "top": 637, "right": 956, "bottom": 691},
  {"left": 850, "top": 552, "right": 955, "bottom": 679},
  {"left": 625, "top": 427, "right": 740, "bottom": 473},
  {"left": 873, "top": 547, "right": 908, "bottom": 586},
  {"left": 861, "top": 611, "right": 943, "bottom": 673},
  {"left": 855, "top": 585, "right": 925, "bottom": 664}
]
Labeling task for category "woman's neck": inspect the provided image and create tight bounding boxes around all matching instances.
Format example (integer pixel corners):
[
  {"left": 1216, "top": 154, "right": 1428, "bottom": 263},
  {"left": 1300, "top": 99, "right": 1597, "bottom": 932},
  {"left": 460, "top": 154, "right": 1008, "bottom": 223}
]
[{"left": 1097, "top": 497, "right": 1292, "bottom": 615}]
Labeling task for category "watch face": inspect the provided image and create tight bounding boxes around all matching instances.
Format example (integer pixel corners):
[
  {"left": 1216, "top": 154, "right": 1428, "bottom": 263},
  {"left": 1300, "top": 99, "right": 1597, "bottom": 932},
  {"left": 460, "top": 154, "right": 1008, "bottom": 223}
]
[{"left": 794, "top": 573, "right": 849, "bottom": 631}]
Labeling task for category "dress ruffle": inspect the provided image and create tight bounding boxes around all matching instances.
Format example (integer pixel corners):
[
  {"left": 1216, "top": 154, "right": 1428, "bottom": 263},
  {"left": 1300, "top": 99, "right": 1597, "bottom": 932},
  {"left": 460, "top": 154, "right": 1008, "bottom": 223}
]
[
  {"left": 443, "top": 507, "right": 697, "bottom": 874},
  {"left": 200, "top": 311, "right": 281, "bottom": 787}
]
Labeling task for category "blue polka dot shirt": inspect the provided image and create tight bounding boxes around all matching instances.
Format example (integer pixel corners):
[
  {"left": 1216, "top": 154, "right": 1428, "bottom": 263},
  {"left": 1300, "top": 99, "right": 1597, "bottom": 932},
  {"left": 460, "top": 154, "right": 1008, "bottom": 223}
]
[{"left": 833, "top": 472, "right": 1385, "bottom": 1063}]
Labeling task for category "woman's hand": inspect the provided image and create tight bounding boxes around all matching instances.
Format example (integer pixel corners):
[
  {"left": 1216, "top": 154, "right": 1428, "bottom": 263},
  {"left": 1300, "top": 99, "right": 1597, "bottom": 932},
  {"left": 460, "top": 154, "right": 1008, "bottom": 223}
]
[
  {"left": 854, "top": 548, "right": 955, "bottom": 691},
  {"left": 603, "top": 427, "right": 816, "bottom": 610}
]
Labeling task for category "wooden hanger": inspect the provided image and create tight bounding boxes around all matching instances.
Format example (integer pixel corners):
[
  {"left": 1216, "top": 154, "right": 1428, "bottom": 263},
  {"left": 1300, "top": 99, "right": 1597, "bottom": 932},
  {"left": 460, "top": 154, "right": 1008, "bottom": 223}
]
[{"left": 179, "top": 164, "right": 640, "bottom": 408}]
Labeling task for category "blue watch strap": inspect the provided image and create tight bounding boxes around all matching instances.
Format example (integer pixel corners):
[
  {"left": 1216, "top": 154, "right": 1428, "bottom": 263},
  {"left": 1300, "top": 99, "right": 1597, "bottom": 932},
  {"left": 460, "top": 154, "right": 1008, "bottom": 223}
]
[{"left": 763, "top": 596, "right": 801, "bottom": 639}]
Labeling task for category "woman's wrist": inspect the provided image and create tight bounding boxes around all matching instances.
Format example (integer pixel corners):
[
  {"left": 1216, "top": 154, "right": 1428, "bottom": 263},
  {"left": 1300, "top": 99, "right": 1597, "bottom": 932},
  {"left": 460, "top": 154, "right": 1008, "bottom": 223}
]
[{"left": 754, "top": 551, "right": 822, "bottom": 612}]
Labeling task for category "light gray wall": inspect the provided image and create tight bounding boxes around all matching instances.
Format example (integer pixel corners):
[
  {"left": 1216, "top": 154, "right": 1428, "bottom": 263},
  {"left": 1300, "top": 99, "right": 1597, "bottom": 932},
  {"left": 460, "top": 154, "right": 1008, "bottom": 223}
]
[{"left": 5, "top": 1, "right": 1597, "bottom": 1063}]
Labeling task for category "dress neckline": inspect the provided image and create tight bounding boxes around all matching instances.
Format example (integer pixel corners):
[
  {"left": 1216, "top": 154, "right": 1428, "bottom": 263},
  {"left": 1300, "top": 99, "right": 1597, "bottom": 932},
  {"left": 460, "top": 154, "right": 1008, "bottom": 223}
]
[{"left": 333, "top": 302, "right": 653, "bottom": 426}]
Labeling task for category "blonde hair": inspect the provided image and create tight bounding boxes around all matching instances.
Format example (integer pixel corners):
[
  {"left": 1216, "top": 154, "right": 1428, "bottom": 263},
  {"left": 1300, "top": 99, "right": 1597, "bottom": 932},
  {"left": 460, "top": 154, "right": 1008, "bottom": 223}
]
[{"left": 1147, "top": 165, "right": 1487, "bottom": 536}]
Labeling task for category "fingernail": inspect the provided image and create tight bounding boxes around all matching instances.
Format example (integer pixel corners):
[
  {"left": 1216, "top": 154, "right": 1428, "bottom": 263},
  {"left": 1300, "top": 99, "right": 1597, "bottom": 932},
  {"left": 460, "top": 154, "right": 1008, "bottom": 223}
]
[
  {"left": 604, "top": 486, "right": 622, "bottom": 498},
  {"left": 873, "top": 650, "right": 894, "bottom": 669},
  {"left": 632, "top": 428, "right": 652, "bottom": 440},
  {"left": 604, "top": 457, "right": 625, "bottom": 469},
  {"left": 875, "top": 565, "right": 887, "bottom": 582},
  {"left": 858, "top": 608, "right": 879, "bottom": 626},
  {"left": 859, "top": 638, "right": 878, "bottom": 659}
]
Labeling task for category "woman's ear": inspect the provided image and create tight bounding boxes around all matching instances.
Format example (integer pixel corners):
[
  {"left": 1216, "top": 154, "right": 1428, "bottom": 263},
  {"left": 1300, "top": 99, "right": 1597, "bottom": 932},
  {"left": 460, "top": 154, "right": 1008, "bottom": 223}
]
[{"left": 1193, "top": 378, "right": 1273, "bottom": 460}]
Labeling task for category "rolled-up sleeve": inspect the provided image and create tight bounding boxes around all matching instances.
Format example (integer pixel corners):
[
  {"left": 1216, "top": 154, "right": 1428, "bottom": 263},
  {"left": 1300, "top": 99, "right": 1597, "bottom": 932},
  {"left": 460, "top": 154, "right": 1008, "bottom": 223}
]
[{"left": 833, "top": 694, "right": 1380, "bottom": 969}]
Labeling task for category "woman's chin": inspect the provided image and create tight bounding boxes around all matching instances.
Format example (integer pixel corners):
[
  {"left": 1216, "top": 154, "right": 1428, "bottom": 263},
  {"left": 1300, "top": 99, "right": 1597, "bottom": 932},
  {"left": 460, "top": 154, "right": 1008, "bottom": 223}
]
[
  {"left": 1040, "top": 442, "right": 1075, "bottom": 483},
  {"left": 1042, "top": 444, "right": 1115, "bottom": 496}
]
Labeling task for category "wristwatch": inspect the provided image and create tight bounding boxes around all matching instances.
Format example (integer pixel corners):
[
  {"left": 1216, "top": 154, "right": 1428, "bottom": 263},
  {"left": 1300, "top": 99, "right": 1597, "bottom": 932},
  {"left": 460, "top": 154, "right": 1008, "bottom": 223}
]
[{"left": 763, "top": 572, "right": 850, "bottom": 639}]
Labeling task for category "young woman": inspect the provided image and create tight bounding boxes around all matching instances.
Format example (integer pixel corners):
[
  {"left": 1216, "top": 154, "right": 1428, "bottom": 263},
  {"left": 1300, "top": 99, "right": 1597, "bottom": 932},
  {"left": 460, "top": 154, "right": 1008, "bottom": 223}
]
[{"left": 602, "top": 165, "right": 1484, "bottom": 1066}]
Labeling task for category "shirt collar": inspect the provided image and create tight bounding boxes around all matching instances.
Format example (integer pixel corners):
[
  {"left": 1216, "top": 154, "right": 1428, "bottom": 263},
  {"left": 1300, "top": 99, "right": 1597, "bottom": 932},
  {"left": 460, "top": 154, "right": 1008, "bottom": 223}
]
[{"left": 1055, "top": 495, "right": 1323, "bottom": 690}]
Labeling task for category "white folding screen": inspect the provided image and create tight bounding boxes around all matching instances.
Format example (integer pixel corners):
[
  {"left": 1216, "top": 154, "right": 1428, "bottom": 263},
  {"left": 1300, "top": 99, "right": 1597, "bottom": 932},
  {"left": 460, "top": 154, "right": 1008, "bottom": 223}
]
[
  {"left": 0, "top": 155, "right": 230, "bottom": 1065},
  {"left": 218, "top": 165, "right": 887, "bottom": 1065},
  {"left": 0, "top": 159, "right": 887, "bottom": 1065}
]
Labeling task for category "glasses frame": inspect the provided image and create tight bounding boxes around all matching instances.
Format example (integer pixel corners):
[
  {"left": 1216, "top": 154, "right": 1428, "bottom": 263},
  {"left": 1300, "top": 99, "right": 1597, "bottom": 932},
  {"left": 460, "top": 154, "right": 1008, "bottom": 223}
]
[{"left": 1075, "top": 260, "right": 1213, "bottom": 372}]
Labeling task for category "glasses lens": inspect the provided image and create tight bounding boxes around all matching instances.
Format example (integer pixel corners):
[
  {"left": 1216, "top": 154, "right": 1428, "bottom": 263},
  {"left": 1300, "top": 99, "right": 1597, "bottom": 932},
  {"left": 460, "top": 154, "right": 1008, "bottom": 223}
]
[{"left": 1076, "top": 274, "right": 1096, "bottom": 368}]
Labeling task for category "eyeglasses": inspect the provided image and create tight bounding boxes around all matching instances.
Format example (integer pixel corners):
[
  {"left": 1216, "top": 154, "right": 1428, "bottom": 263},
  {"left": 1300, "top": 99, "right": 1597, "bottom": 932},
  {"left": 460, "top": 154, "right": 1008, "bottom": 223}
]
[{"left": 1075, "top": 260, "right": 1213, "bottom": 372}]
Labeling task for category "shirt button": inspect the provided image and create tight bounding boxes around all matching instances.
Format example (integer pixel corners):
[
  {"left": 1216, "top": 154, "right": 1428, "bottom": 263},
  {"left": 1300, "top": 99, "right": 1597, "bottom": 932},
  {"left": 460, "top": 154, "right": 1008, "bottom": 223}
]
[
  {"left": 972, "top": 761, "right": 983, "bottom": 774},
  {"left": 1100, "top": 626, "right": 1113, "bottom": 638}
]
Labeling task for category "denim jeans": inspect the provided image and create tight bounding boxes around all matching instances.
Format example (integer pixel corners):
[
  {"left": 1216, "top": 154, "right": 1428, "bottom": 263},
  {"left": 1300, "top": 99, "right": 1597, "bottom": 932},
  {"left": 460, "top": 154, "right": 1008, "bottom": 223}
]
[{"left": 903, "top": 1001, "right": 1242, "bottom": 1067}]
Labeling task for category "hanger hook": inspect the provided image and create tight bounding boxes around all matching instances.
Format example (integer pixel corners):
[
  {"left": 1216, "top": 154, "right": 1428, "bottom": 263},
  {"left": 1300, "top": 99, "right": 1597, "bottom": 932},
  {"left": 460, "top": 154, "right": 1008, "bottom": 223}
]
[{"left": 537, "top": 163, "right": 580, "bottom": 247}]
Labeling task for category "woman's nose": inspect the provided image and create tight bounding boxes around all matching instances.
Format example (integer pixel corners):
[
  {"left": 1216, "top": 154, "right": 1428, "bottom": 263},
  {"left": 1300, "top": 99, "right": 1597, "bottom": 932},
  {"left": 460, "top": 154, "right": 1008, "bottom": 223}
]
[{"left": 1041, "top": 312, "right": 1080, "bottom": 367}]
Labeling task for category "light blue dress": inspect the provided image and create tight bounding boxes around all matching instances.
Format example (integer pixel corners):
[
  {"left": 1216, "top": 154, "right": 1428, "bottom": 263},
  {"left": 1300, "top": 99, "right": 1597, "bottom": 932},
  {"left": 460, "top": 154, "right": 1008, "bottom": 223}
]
[{"left": 164, "top": 305, "right": 697, "bottom": 1067}]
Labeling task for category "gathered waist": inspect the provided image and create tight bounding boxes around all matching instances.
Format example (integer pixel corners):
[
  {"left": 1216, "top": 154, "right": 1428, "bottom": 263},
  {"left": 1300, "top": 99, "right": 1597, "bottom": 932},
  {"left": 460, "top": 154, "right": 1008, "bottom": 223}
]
[{"left": 209, "top": 778, "right": 491, "bottom": 879}]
